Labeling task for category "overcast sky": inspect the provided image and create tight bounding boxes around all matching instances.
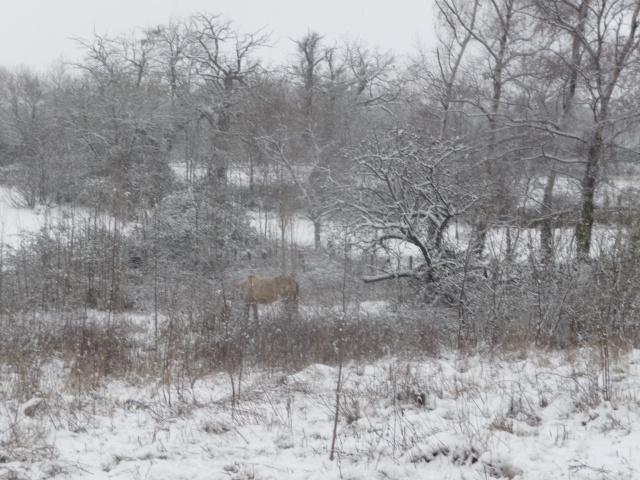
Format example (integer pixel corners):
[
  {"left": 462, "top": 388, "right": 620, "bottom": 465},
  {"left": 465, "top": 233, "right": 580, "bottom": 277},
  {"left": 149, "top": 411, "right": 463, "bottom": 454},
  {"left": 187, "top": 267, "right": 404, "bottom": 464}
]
[{"left": 0, "top": 0, "right": 437, "bottom": 71}]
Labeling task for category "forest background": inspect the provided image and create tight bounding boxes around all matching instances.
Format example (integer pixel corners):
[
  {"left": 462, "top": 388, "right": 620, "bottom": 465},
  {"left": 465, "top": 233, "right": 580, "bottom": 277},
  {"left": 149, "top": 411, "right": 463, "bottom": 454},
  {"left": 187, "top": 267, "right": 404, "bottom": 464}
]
[{"left": 0, "top": 0, "right": 640, "bottom": 411}]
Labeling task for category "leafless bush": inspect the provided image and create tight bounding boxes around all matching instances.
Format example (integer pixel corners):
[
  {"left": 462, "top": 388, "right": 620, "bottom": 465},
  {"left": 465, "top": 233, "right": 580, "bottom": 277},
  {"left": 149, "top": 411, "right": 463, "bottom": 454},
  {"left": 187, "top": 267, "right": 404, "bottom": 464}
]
[
  {"left": 0, "top": 402, "right": 56, "bottom": 465},
  {"left": 64, "top": 317, "right": 144, "bottom": 392}
]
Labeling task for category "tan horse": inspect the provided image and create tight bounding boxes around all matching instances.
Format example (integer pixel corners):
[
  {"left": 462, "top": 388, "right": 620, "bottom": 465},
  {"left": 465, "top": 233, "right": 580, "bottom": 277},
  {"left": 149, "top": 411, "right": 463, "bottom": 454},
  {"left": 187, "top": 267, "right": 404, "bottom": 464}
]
[{"left": 234, "top": 275, "right": 299, "bottom": 321}]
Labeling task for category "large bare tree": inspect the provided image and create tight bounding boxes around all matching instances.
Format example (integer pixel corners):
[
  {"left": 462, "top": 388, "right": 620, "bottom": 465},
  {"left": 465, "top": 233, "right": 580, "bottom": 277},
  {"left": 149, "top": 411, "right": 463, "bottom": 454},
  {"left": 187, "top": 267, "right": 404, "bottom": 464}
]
[
  {"left": 340, "top": 128, "right": 478, "bottom": 284},
  {"left": 573, "top": 0, "right": 640, "bottom": 258}
]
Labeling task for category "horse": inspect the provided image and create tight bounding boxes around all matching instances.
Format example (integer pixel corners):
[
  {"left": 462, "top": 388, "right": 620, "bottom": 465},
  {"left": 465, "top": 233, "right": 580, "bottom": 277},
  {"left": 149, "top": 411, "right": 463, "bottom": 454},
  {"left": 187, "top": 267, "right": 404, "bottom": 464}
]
[{"left": 234, "top": 275, "right": 299, "bottom": 322}]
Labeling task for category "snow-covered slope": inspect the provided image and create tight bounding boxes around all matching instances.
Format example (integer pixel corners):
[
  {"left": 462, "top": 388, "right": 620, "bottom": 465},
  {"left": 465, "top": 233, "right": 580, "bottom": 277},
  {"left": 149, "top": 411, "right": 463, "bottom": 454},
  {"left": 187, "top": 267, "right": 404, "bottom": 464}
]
[
  {"left": 3, "top": 349, "right": 639, "bottom": 479},
  {"left": 0, "top": 187, "right": 51, "bottom": 248}
]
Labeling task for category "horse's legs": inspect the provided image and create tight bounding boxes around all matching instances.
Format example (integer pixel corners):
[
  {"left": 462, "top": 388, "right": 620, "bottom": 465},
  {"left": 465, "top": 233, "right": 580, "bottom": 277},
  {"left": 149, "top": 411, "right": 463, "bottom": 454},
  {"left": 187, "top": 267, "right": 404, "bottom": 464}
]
[
  {"left": 284, "top": 296, "right": 298, "bottom": 320},
  {"left": 252, "top": 303, "right": 259, "bottom": 324}
]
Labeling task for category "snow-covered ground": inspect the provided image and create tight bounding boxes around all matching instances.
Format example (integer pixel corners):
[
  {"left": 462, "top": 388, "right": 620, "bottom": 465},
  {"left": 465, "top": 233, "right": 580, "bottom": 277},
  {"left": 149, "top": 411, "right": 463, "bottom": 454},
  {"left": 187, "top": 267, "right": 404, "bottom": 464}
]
[
  {"left": 249, "top": 210, "right": 318, "bottom": 247},
  {"left": 1, "top": 188, "right": 612, "bottom": 267},
  {"left": 0, "top": 188, "right": 51, "bottom": 248},
  {"left": 3, "top": 347, "right": 640, "bottom": 479},
  {"left": 0, "top": 187, "right": 117, "bottom": 250},
  {"left": 524, "top": 174, "right": 640, "bottom": 210},
  {"left": 2, "top": 178, "right": 640, "bottom": 479},
  {"left": 170, "top": 164, "right": 311, "bottom": 188},
  {"left": 248, "top": 208, "right": 620, "bottom": 266}
]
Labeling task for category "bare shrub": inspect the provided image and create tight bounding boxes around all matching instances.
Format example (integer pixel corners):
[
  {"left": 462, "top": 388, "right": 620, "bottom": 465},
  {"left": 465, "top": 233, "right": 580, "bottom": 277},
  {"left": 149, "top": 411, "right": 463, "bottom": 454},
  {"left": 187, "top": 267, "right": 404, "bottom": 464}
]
[
  {"left": 63, "top": 317, "right": 142, "bottom": 392},
  {"left": 0, "top": 402, "right": 56, "bottom": 465}
]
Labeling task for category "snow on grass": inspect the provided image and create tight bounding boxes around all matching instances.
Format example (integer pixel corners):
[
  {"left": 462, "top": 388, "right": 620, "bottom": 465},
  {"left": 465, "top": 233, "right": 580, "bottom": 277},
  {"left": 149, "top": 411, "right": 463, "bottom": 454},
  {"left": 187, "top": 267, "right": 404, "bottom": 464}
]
[
  {"left": 2, "top": 349, "right": 640, "bottom": 479},
  {"left": 249, "top": 210, "right": 318, "bottom": 247},
  {"left": 0, "top": 187, "right": 50, "bottom": 248},
  {"left": 482, "top": 225, "right": 621, "bottom": 263},
  {"left": 0, "top": 187, "right": 118, "bottom": 250},
  {"left": 170, "top": 165, "right": 312, "bottom": 188},
  {"left": 524, "top": 174, "right": 640, "bottom": 210},
  {"left": 247, "top": 206, "right": 623, "bottom": 269}
]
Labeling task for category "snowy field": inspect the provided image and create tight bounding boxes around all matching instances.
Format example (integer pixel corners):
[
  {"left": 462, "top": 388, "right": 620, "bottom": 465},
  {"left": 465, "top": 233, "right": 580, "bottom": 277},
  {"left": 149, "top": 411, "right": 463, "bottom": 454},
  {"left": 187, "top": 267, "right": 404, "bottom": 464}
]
[
  {"left": 0, "top": 184, "right": 618, "bottom": 267},
  {"left": 0, "top": 187, "right": 116, "bottom": 249},
  {"left": 2, "top": 347, "right": 640, "bottom": 479},
  {"left": 525, "top": 175, "right": 640, "bottom": 209},
  {"left": 248, "top": 208, "right": 620, "bottom": 267},
  {"left": 0, "top": 188, "right": 51, "bottom": 248},
  {"left": 3, "top": 181, "right": 640, "bottom": 479}
]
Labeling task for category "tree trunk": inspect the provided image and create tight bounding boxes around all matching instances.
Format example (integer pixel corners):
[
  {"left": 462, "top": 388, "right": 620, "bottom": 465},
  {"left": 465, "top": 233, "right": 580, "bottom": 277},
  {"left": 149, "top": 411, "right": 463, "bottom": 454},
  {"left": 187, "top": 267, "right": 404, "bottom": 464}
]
[
  {"left": 540, "top": 0, "right": 589, "bottom": 263},
  {"left": 314, "top": 219, "right": 321, "bottom": 250},
  {"left": 540, "top": 169, "right": 557, "bottom": 262},
  {"left": 436, "top": 0, "right": 479, "bottom": 142},
  {"left": 575, "top": 127, "right": 603, "bottom": 259}
]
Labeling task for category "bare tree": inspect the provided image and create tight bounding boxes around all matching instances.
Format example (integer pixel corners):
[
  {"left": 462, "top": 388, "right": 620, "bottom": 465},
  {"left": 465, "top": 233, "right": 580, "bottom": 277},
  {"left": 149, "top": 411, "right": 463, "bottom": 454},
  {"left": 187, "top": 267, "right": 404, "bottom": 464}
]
[
  {"left": 188, "top": 13, "right": 270, "bottom": 181},
  {"left": 434, "top": 0, "right": 480, "bottom": 141},
  {"left": 434, "top": 0, "right": 538, "bottom": 257},
  {"left": 285, "top": 33, "right": 398, "bottom": 249},
  {"left": 291, "top": 31, "right": 325, "bottom": 138},
  {"left": 572, "top": 0, "right": 640, "bottom": 258},
  {"left": 148, "top": 18, "right": 197, "bottom": 102},
  {"left": 340, "top": 128, "right": 478, "bottom": 285},
  {"left": 534, "top": 0, "right": 591, "bottom": 261},
  {"left": 0, "top": 68, "right": 54, "bottom": 207}
]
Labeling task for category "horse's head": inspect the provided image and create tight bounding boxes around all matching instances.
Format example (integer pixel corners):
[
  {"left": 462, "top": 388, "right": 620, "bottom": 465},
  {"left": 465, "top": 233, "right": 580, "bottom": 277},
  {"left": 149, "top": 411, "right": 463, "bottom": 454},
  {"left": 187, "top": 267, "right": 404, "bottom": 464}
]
[{"left": 234, "top": 276, "right": 252, "bottom": 302}]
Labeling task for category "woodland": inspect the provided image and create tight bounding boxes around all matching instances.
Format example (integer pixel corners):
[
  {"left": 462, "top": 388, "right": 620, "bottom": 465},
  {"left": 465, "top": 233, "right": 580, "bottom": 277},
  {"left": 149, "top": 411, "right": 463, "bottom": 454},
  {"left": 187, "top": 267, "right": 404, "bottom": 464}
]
[
  {"left": 1, "top": 1, "right": 640, "bottom": 477},
  {"left": 0, "top": 0, "right": 638, "bottom": 372}
]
